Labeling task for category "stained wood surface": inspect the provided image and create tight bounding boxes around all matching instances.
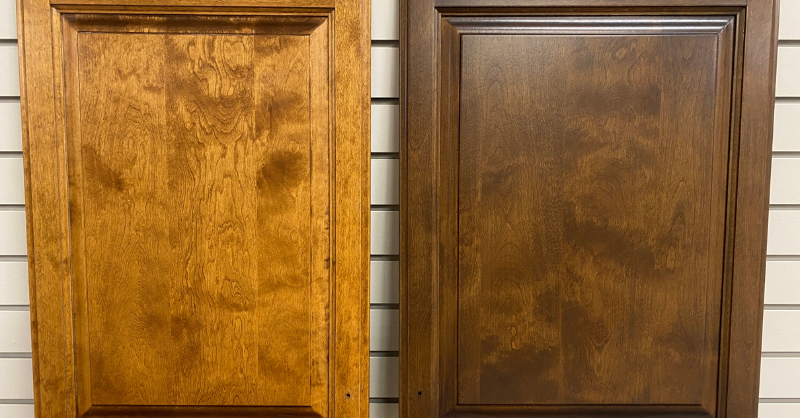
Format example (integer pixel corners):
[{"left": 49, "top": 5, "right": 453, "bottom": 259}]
[
  {"left": 16, "top": 2, "right": 370, "bottom": 417},
  {"left": 457, "top": 29, "right": 728, "bottom": 406},
  {"left": 403, "top": 2, "right": 777, "bottom": 417},
  {"left": 68, "top": 24, "right": 321, "bottom": 406}
]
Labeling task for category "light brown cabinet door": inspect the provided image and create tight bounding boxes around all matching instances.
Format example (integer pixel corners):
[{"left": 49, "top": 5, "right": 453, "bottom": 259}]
[
  {"left": 402, "top": 1, "right": 778, "bottom": 417},
  {"left": 17, "top": 1, "right": 369, "bottom": 417}
]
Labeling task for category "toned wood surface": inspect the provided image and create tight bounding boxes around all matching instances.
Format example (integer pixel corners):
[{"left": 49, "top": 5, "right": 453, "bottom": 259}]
[
  {"left": 402, "top": 2, "right": 777, "bottom": 418},
  {"left": 456, "top": 25, "right": 729, "bottom": 406},
  {"left": 17, "top": 2, "right": 369, "bottom": 418}
]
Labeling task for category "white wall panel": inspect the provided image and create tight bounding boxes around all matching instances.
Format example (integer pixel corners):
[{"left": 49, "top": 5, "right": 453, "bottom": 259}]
[
  {"left": 0, "top": 44, "right": 19, "bottom": 97},
  {"left": 760, "top": 404, "right": 800, "bottom": 418},
  {"left": 0, "top": 156, "right": 24, "bottom": 204},
  {"left": 371, "top": 0, "right": 399, "bottom": 41},
  {"left": 0, "top": 0, "right": 15, "bottom": 40},
  {"left": 371, "top": 211, "right": 399, "bottom": 255},
  {"left": 369, "top": 403, "right": 399, "bottom": 418},
  {"left": 780, "top": 0, "right": 800, "bottom": 40},
  {"left": 765, "top": 261, "right": 800, "bottom": 305},
  {"left": 761, "top": 358, "right": 800, "bottom": 398},
  {"left": 371, "top": 260, "right": 399, "bottom": 304},
  {"left": 0, "top": 210, "right": 26, "bottom": 256},
  {"left": 774, "top": 102, "right": 800, "bottom": 152},
  {"left": 369, "top": 356, "right": 399, "bottom": 398},
  {"left": 370, "top": 309, "right": 399, "bottom": 352},
  {"left": 777, "top": 47, "right": 800, "bottom": 97},
  {"left": 371, "top": 46, "right": 400, "bottom": 99},
  {"left": 0, "top": 261, "right": 28, "bottom": 305},
  {"left": 767, "top": 210, "right": 800, "bottom": 255},
  {"left": 0, "top": 405, "right": 35, "bottom": 418},
  {"left": 0, "top": 359, "right": 33, "bottom": 400},
  {"left": 762, "top": 310, "right": 800, "bottom": 352},
  {"left": 371, "top": 103, "right": 399, "bottom": 153},
  {"left": 372, "top": 159, "right": 399, "bottom": 205},
  {"left": 0, "top": 101, "right": 22, "bottom": 152},
  {"left": 0, "top": 311, "right": 30, "bottom": 353}
]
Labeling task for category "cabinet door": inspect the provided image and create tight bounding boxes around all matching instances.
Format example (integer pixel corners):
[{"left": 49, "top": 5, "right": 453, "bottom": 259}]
[
  {"left": 17, "top": 1, "right": 369, "bottom": 417},
  {"left": 403, "top": 1, "right": 777, "bottom": 418}
]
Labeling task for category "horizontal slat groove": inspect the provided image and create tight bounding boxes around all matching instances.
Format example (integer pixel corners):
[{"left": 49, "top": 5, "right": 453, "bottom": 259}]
[
  {"left": 0, "top": 354, "right": 31, "bottom": 359},
  {"left": 370, "top": 255, "right": 399, "bottom": 261},
  {"left": 371, "top": 97, "right": 400, "bottom": 105},
  {"left": 370, "top": 304, "right": 399, "bottom": 309}
]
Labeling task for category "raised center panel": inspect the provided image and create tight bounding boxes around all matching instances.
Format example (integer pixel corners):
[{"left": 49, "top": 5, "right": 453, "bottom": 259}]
[
  {"left": 453, "top": 17, "right": 733, "bottom": 407},
  {"left": 63, "top": 13, "right": 333, "bottom": 416}
]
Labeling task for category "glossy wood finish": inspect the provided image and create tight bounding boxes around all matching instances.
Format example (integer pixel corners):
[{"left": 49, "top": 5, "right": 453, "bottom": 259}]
[
  {"left": 17, "top": 1, "right": 370, "bottom": 417},
  {"left": 402, "top": 2, "right": 778, "bottom": 418}
]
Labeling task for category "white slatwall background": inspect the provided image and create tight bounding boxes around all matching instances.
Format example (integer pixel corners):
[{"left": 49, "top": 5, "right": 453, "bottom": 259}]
[
  {"left": 0, "top": 1, "right": 796, "bottom": 417},
  {"left": 370, "top": 1, "right": 400, "bottom": 417}
]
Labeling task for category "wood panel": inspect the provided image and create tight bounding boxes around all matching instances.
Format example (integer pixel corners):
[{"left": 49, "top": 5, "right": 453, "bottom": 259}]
[
  {"left": 403, "top": 3, "right": 777, "bottom": 418},
  {"left": 456, "top": 16, "right": 729, "bottom": 407},
  {"left": 17, "top": 2, "right": 370, "bottom": 417}
]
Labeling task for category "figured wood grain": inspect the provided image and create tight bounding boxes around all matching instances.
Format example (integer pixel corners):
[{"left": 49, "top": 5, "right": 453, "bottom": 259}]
[
  {"left": 67, "top": 25, "right": 321, "bottom": 407},
  {"left": 457, "top": 29, "right": 728, "bottom": 406},
  {"left": 17, "top": 2, "right": 369, "bottom": 417},
  {"left": 403, "top": 3, "right": 777, "bottom": 418}
]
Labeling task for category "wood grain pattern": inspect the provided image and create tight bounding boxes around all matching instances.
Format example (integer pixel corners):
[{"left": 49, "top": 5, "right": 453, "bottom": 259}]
[
  {"left": 17, "top": 3, "right": 369, "bottom": 418},
  {"left": 403, "top": 3, "right": 777, "bottom": 418},
  {"left": 456, "top": 27, "right": 728, "bottom": 406}
]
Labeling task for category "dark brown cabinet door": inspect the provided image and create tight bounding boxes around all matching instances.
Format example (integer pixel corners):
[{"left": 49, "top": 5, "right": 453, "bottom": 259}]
[
  {"left": 402, "top": 1, "right": 778, "bottom": 417},
  {"left": 17, "top": 1, "right": 369, "bottom": 417}
]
